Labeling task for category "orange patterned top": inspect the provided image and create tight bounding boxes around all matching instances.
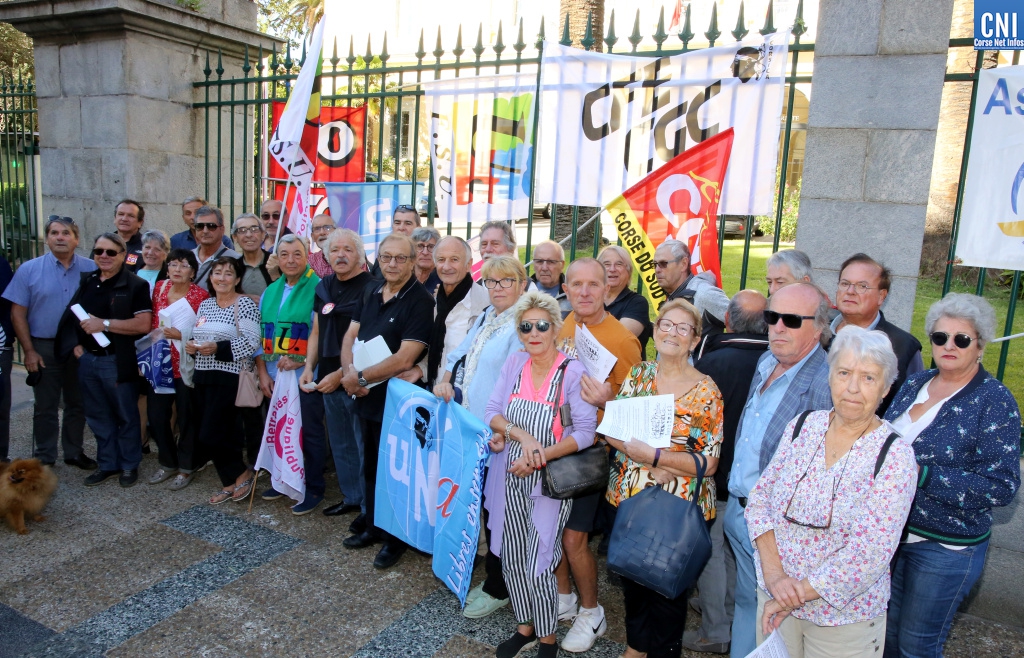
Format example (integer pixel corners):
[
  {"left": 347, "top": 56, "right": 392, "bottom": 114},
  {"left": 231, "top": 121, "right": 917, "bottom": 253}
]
[{"left": 606, "top": 361, "right": 724, "bottom": 520}]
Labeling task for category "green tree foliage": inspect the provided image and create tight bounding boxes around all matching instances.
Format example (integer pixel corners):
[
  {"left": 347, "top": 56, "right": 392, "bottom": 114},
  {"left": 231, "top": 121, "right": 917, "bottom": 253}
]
[
  {"left": 0, "top": 22, "right": 33, "bottom": 81},
  {"left": 258, "top": 0, "right": 322, "bottom": 43}
]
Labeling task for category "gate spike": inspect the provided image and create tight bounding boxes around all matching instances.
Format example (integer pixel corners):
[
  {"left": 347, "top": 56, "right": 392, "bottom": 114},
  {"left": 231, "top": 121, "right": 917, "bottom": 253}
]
[
  {"left": 283, "top": 42, "right": 293, "bottom": 71},
  {"left": 705, "top": 3, "right": 721, "bottom": 46},
  {"left": 494, "top": 20, "right": 505, "bottom": 57},
  {"left": 560, "top": 12, "right": 572, "bottom": 46},
  {"left": 760, "top": 0, "right": 777, "bottom": 35},
  {"left": 330, "top": 36, "right": 339, "bottom": 67},
  {"left": 380, "top": 33, "right": 390, "bottom": 64},
  {"left": 792, "top": 0, "right": 807, "bottom": 40},
  {"left": 415, "top": 29, "right": 426, "bottom": 61},
  {"left": 581, "top": 10, "right": 596, "bottom": 51},
  {"left": 732, "top": 1, "right": 748, "bottom": 41},
  {"left": 514, "top": 19, "right": 526, "bottom": 58},
  {"left": 243, "top": 44, "right": 251, "bottom": 75},
  {"left": 454, "top": 25, "right": 465, "bottom": 59},
  {"left": 256, "top": 45, "right": 264, "bottom": 75},
  {"left": 347, "top": 36, "right": 356, "bottom": 67},
  {"left": 365, "top": 35, "right": 373, "bottom": 63},
  {"left": 536, "top": 16, "right": 546, "bottom": 51},
  {"left": 653, "top": 6, "right": 668, "bottom": 52},
  {"left": 299, "top": 37, "right": 307, "bottom": 67},
  {"left": 203, "top": 50, "right": 212, "bottom": 78},
  {"left": 216, "top": 48, "right": 224, "bottom": 77},
  {"left": 604, "top": 10, "right": 618, "bottom": 51},
  {"left": 680, "top": 4, "right": 695, "bottom": 48},
  {"left": 628, "top": 9, "right": 642, "bottom": 52},
  {"left": 434, "top": 27, "right": 445, "bottom": 60},
  {"left": 473, "top": 24, "right": 484, "bottom": 60}
]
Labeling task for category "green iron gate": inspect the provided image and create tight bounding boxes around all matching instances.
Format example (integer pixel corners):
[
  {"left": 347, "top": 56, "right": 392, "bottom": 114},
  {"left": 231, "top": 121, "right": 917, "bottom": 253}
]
[{"left": 0, "top": 73, "right": 42, "bottom": 267}]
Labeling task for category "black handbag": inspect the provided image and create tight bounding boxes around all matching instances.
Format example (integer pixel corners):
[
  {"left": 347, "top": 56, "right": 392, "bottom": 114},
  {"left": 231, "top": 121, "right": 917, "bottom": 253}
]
[
  {"left": 540, "top": 359, "right": 608, "bottom": 500},
  {"left": 607, "top": 452, "right": 713, "bottom": 599}
]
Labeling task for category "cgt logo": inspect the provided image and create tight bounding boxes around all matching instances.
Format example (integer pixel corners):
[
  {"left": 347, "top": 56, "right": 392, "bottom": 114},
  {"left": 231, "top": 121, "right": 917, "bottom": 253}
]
[{"left": 975, "top": 0, "right": 1024, "bottom": 49}]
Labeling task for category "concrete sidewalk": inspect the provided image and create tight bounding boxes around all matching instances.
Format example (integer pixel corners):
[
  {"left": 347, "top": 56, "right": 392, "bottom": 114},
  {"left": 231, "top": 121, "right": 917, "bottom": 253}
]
[{"left": 0, "top": 367, "right": 1021, "bottom": 657}]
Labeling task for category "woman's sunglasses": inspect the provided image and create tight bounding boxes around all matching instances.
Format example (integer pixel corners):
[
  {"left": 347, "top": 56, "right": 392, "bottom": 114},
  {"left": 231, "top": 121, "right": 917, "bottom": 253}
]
[
  {"left": 930, "top": 331, "right": 974, "bottom": 349},
  {"left": 519, "top": 320, "right": 552, "bottom": 334},
  {"left": 92, "top": 248, "right": 123, "bottom": 257},
  {"left": 763, "top": 310, "right": 815, "bottom": 329}
]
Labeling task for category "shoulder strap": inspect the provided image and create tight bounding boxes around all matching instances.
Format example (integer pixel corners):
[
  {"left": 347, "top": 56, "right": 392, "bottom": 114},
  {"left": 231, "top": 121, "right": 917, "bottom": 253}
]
[
  {"left": 552, "top": 356, "right": 572, "bottom": 406},
  {"left": 232, "top": 300, "right": 240, "bottom": 337},
  {"left": 790, "top": 409, "right": 813, "bottom": 442},
  {"left": 873, "top": 432, "right": 899, "bottom": 478}
]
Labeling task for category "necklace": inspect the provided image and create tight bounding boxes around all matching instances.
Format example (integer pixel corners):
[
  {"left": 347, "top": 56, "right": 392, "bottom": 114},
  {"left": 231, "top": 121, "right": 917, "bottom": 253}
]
[{"left": 825, "top": 415, "right": 870, "bottom": 462}]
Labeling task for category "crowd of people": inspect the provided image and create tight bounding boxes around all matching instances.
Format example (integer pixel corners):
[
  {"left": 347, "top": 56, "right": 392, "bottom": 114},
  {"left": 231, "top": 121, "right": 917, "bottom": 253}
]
[{"left": 0, "top": 196, "right": 1019, "bottom": 658}]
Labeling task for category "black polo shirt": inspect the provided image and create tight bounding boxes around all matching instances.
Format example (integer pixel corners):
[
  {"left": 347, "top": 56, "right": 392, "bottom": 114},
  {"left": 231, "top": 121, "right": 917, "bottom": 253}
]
[
  {"left": 314, "top": 271, "right": 378, "bottom": 375},
  {"left": 606, "top": 287, "right": 652, "bottom": 356},
  {"left": 352, "top": 275, "right": 434, "bottom": 420}
]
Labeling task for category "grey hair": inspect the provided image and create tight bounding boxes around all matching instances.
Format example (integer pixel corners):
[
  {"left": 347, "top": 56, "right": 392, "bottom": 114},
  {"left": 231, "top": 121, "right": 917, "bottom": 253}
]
[
  {"left": 479, "top": 220, "right": 517, "bottom": 251},
  {"left": 411, "top": 226, "right": 441, "bottom": 244},
  {"left": 925, "top": 293, "right": 997, "bottom": 349},
  {"left": 598, "top": 244, "right": 634, "bottom": 274},
  {"left": 435, "top": 235, "right": 473, "bottom": 264},
  {"left": 232, "top": 212, "right": 265, "bottom": 234},
  {"left": 325, "top": 228, "right": 367, "bottom": 267},
  {"left": 276, "top": 232, "right": 309, "bottom": 255},
  {"left": 828, "top": 325, "right": 899, "bottom": 388},
  {"left": 513, "top": 291, "right": 564, "bottom": 336},
  {"left": 140, "top": 229, "right": 169, "bottom": 252},
  {"left": 194, "top": 205, "right": 224, "bottom": 226},
  {"left": 728, "top": 294, "right": 768, "bottom": 334},
  {"left": 379, "top": 232, "right": 416, "bottom": 257},
  {"left": 182, "top": 196, "right": 208, "bottom": 208},
  {"left": 766, "top": 249, "right": 813, "bottom": 282},
  {"left": 533, "top": 239, "right": 565, "bottom": 261},
  {"left": 44, "top": 216, "right": 80, "bottom": 240},
  {"left": 659, "top": 239, "right": 691, "bottom": 273},
  {"left": 94, "top": 232, "right": 128, "bottom": 253}
]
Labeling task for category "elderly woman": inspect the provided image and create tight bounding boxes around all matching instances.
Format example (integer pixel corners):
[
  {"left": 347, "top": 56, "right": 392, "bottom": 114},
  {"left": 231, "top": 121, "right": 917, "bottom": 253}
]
[
  {"left": 603, "top": 299, "right": 724, "bottom": 658},
  {"left": 147, "top": 249, "right": 209, "bottom": 489},
  {"left": 745, "top": 326, "right": 918, "bottom": 657},
  {"left": 411, "top": 225, "right": 442, "bottom": 294},
  {"left": 434, "top": 255, "right": 529, "bottom": 619},
  {"left": 185, "top": 256, "right": 261, "bottom": 504},
  {"left": 137, "top": 229, "right": 170, "bottom": 292},
  {"left": 599, "top": 245, "right": 652, "bottom": 353},
  {"left": 883, "top": 294, "right": 1021, "bottom": 658},
  {"left": 232, "top": 212, "right": 279, "bottom": 303},
  {"left": 483, "top": 292, "right": 598, "bottom": 658}
]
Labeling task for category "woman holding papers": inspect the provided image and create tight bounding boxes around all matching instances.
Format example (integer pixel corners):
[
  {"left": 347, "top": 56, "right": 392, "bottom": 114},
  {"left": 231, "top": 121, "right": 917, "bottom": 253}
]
[
  {"left": 483, "top": 291, "right": 597, "bottom": 658},
  {"left": 745, "top": 327, "right": 917, "bottom": 657},
  {"left": 146, "top": 249, "right": 209, "bottom": 489},
  {"left": 603, "top": 298, "right": 723, "bottom": 658},
  {"left": 185, "top": 256, "right": 261, "bottom": 505}
]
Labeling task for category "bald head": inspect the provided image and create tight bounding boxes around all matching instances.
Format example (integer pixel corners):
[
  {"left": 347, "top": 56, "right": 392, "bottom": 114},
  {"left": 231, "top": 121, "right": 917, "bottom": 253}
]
[{"left": 726, "top": 289, "right": 768, "bottom": 334}]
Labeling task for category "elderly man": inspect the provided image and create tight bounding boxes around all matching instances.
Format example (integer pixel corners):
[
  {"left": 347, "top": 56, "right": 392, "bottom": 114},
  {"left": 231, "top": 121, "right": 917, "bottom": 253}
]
[
  {"left": 476, "top": 221, "right": 539, "bottom": 292},
  {"left": 764, "top": 249, "right": 813, "bottom": 297},
  {"left": 554, "top": 258, "right": 643, "bottom": 653},
  {"left": 170, "top": 197, "right": 233, "bottom": 251},
  {"left": 367, "top": 205, "right": 424, "bottom": 278},
  {"left": 530, "top": 240, "right": 571, "bottom": 317},
  {"left": 307, "top": 213, "right": 337, "bottom": 278},
  {"left": 232, "top": 213, "right": 279, "bottom": 303},
  {"left": 723, "top": 283, "right": 832, "bottom": 658},
  {"left": 3, "top": 217, "right": 98, "bottom": 468},
  {"left": 654, "top": 239, "right": 729, "bottom": 328},
  {"left": 340, "top": 233, "right": 435, "bottom": 569},
  {"left": 831, "top": 253, "right": 922, "bottom": 415},
  {"left": 686, "top": 290, "right": 770, "bottom": 654},
  {"left": 113, "top": 199, "right": 145, "bottom": 272},
  {"left": 412, "top": 226, "right": 442, "bottom": 295},
  {"left": 192, "top": 206, "right": 241, "bottom": 289},
  {"left": 303, "top": 228, "right": 379, "bottom": 519},
  {"left": 58, "top": 233, "right": 153, "bottom": 488},
  {"left": 259, "top": 199, "right": 294, "bottom": 252}
]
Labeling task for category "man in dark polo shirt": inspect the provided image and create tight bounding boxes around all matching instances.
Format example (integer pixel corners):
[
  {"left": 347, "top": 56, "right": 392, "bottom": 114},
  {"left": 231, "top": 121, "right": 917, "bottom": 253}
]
[
  {"left": 300, "top": 228, "right": 379, "bottom": 522},
  {"left": 340, "top": 232, "right": 434, "bottom": 569},
  {"left": 113, "top": 199, "right": 145, "bottom": 272},
  {"left": 57, "top": 233, "right": 153, "bottom": 488}
]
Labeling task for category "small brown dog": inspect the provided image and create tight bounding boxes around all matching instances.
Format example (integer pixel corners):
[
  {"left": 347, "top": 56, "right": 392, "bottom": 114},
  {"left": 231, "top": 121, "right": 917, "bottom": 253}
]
[{"left": 0, "top": 458, "right": 58, "bottom": 534}]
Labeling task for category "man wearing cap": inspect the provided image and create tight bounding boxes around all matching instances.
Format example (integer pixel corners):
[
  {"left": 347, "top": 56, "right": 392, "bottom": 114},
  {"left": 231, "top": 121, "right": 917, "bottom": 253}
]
[{"left": 3, "top": 216, "right": 98, "bottom": 468}]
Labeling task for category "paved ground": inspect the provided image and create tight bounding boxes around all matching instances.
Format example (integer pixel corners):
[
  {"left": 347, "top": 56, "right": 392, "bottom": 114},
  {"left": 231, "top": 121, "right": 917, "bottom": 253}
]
[{"left": 1, "top": 367, "right": 1022, "bottom": 657}]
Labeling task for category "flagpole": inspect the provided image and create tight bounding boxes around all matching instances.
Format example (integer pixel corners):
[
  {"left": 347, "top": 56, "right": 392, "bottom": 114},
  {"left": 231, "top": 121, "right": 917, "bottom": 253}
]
[
  {"left": 556, "top": 208, "right": 602, "bottom": 248},
  {"left": 274, "top": 173, "right": 295, "bottom": 249}
]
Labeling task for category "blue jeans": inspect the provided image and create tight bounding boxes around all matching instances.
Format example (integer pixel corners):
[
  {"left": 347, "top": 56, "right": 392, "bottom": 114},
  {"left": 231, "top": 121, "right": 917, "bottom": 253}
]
[
  {"left": 78, "top": 353, "right": 142, "bottom": 471},
  {"left": 298, "top": 387, "right": 327, "bottom": 498},
  {"left": 323, "top": 389, "right": 365, "bottom": 510},
  {"left": 723, "top": 495, "right": 757, "bottom": 658},
  {"left": 884, "top": 539, "right": 989, "bottom": 658}
]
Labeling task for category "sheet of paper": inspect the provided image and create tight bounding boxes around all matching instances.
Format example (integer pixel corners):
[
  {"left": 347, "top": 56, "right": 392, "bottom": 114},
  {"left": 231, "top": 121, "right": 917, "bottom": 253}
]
[
  {"left": 743, "top": 630, "right": 790, "bottom": 658},
  {"left": 596, "top": 394, "right": 675, "bottom": 448},
  {"left": 70, "top": 303, "right": 111, "bottom": 347},
  {"left": 574, "top": 322, "right": 617, "bottom": 382},
  {"left": 158, "top": 297, "right": 198, "bottom": 356},
  {"left": 353, "top": 335, "right": 393, "bottom": 388}
]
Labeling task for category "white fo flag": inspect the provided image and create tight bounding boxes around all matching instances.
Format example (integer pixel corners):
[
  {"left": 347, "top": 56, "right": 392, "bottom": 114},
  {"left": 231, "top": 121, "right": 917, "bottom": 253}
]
[
  {"left": 255, "top": 368, "right": 306, "bottom": 503},
  {"left": 536, "top": 34, "right": 788, "bottom": 214},
  {"left": 267, "top": 18, "right": 325, "bottom": 238}
]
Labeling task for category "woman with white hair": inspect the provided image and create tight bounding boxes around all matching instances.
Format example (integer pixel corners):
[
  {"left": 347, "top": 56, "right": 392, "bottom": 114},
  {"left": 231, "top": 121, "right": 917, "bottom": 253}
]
[
  {"left": 483, "top": 291, "right": 598, "bottom": 658},
  {"left": 745, "top": 326, "right": 918, "bottom": 657},
  {"left": 598, "top": 245, "right": 652, "bottom": 353},
  {"left": 883, "top": 293, "right": 1021, "bottom": 658}
]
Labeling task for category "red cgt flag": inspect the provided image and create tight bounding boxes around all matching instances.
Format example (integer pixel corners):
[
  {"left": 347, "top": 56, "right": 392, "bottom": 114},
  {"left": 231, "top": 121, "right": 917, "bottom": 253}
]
[
  {"left": 606, "top": 128, "right": 734, "bottom": 300},
  {"left": 268, "top": 103, "right": 366, "bottom": 183}
]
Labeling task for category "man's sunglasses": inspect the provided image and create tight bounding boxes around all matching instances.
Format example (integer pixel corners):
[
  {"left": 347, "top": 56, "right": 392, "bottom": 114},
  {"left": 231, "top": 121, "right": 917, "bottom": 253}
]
[
  {"left": 763, "top": 310, "right": 815, "bottom": 329},
  {"left": 260, "top": 212, "right": 282, "bottom": 220},
  {"left": 92, "top": 248, "right": 123, "bottom": 257},
  {"left": 47, "top": 215, "right": 77, "bottom": 226},
  {"left": 519, "top": 320, "right": 552, "bottom": 334},
  {"left": 394, "top": 204, "right": 416, "bottom": 213},
  {"left": 194, "top": 222, "right": 221, "bottom": 232},
  {"left": 930, "top": 331, "right": 974, "bottom": 349}
]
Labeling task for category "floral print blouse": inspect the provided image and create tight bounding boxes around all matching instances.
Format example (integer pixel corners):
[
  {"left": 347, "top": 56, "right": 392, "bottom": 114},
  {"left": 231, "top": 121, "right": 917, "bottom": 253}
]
[
  {"left": 606, "top": 361, "right": 723, "bottom": 521},
  {"left": 746, "top": 410, "right": 918, "bottom": 626}
]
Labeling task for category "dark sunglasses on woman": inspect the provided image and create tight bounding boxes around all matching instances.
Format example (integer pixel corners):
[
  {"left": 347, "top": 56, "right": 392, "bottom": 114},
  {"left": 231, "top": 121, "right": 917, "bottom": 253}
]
[
  {"left": 930, "top": 331, "right": 974, "bottom": 349},
  {"left": 519, "top": 320, "right": 552, "bottom": 334}
]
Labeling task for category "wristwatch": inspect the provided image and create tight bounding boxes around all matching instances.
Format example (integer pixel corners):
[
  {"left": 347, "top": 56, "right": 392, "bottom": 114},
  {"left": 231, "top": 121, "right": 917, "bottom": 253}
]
[
  {"left": 357, "top": 370, "right": 368, "bottom": 387},
  {"left": 102, "top": 320, "right": 111, "bottom": 329}
]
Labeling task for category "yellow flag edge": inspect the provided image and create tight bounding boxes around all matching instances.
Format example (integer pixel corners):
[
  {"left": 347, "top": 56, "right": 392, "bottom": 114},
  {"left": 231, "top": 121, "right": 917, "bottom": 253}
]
[{"left": 606, "top": 196, "right": 668, "bottom": 308}]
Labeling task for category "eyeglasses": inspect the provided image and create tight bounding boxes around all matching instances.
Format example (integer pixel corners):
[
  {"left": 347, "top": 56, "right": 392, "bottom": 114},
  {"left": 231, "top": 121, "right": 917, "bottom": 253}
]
[
  {"left": 416, "top": 243, "right": 436, "bottom": 253},
  {"left": 653, "top": 258, "right": 682, "bottom": 270},
  {"left": 764, "top": 310, "right": 816, "bottom": 329},
  {"left": 260, "top": 212, "right": 281, "bottom": 221},
  {"left": 377, "top": 254, "right": 410, "bottom": 264},
  {"left": 930, "top": 331, "right": 975, "bottom": 349},
  {"left": 234, "top": 226, "right": 262, "bottom": 235},
  {"left": 483, "top": 277, "right": 517, "bottom": 289},
  {"left": 519, "top": 320, "right": 552, "bottom": 333},
  {"left": 394, "top": 205, "right": 416, "bottom": 213},
  {"left": 194, "top": 222, "right": 221, "bottom": 232},
  {"left": 92, "top": 248, "right": 123, "bottom": 257},
  {"left": 656, "top": 319, "right": 696, "bottom": 337},
  {"left": 311, "top": 224, "right": 335, "bottom": 233},
  {"left": 782, "top": 433, "right": 854, "bottom": 530},
  {"left": 838, "top": 280, "right": 877, "bottom": 294},
  {"left": 533, "top": 259, "right": 563, "bottom": 267}
]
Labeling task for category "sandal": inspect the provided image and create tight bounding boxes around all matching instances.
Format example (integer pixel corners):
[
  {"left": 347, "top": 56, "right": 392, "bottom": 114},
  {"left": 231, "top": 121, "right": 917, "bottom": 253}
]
[
  {"left": 210, "top": 488, "right": 234, "bottom": 505},
  {"left": 231, "top": 474, "right": 256, "bottom": 502}
]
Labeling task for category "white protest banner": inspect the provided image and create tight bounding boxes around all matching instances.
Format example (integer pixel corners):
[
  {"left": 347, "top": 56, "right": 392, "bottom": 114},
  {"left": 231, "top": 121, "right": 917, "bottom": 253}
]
[
  {"left": 957, "top": 66, "right": 1024, "bottom": 270},
  {"left": 426, "top": 75, "right": 537, "bottom": 223},
  {"left": 255, "top": 368, "right": 306, "bottom": 503},
  {"left": 536, "top": 34, "right": 788, "bottom": 214}
]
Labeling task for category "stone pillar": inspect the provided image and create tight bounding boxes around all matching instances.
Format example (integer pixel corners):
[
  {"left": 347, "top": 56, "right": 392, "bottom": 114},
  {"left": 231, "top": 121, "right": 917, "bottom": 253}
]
[
  {"left": 0, "top": 0, "right": 281, "bottom": 244},
  {"left": 796, "top": 0, "right": 955, "bottom": 329}
]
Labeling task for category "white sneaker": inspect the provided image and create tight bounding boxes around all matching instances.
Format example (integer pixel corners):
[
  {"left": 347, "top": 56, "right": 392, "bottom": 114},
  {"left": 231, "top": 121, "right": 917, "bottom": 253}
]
[
  {"left": 561, "top": 604, "right": 606, "bottom": 653},
  {"left": 558, "top": 591, "right": 579, "bottom": 621}
]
